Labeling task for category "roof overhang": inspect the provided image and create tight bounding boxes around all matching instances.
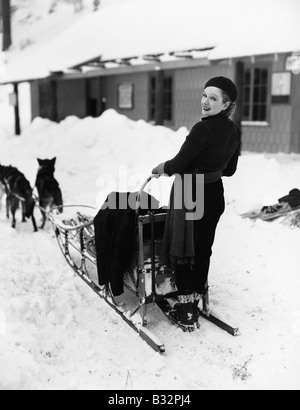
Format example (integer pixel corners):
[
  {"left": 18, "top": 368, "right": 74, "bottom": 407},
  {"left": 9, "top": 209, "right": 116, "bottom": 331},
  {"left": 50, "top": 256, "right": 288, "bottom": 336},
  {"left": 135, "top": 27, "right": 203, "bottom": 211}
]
[
  {"left": 0, "top": 48, "right": 213, "bottom": 85},
  {"left": 62, "top": 48, "right": 212, "bottom": 78}
]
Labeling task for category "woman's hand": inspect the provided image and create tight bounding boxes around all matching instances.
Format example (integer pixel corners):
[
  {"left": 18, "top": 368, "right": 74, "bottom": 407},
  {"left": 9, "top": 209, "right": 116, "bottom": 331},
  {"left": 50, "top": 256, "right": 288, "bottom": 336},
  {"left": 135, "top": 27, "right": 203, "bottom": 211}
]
[{"left": 152, "top": 162, "right": 166, "bottom": 177}]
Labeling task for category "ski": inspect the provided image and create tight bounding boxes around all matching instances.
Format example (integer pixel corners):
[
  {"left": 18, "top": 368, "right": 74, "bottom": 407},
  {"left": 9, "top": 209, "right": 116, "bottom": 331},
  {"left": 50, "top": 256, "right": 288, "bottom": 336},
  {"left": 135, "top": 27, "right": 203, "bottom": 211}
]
[{"left": 241, "top": 205, "right": 300, "bottom": 221}]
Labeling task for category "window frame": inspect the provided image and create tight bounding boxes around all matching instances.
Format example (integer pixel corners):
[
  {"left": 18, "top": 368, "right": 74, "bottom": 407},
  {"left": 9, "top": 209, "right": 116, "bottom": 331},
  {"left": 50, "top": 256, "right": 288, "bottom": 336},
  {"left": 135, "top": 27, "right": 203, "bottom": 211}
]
[
  {"left": 149, "top": 74, "right": 174, "bottom": 123},
  {"left": 242, "top": 62, "right": 272, "bottom": 124}
]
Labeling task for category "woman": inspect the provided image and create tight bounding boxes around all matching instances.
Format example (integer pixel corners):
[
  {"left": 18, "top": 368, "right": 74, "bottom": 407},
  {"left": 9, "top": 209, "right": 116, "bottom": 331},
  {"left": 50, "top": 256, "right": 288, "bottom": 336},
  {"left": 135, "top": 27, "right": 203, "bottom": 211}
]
[{"left": 152, "top": 76, "right": 241, "bottom": 331}]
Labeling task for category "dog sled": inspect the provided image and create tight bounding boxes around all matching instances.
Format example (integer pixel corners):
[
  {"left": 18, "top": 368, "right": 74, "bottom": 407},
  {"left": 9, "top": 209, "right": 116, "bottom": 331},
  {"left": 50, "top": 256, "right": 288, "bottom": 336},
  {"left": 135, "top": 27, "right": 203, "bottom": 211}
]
[{"left": 48, "top": 175, "right": 239, "bottom": 353}]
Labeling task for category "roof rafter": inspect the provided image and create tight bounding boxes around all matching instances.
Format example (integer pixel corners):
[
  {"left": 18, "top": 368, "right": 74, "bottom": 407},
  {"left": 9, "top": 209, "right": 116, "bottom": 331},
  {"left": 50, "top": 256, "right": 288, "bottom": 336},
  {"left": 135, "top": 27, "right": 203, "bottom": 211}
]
[{"left": 68, "top": 47, "right": 213, "bottom": 72}]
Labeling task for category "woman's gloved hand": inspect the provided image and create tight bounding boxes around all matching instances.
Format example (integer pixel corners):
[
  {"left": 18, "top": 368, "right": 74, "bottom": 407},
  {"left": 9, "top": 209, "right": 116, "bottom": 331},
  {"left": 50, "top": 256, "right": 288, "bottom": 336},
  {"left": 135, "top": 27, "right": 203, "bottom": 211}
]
[{"left": 152, "top": 162, "right": 166, "bottom": 177}]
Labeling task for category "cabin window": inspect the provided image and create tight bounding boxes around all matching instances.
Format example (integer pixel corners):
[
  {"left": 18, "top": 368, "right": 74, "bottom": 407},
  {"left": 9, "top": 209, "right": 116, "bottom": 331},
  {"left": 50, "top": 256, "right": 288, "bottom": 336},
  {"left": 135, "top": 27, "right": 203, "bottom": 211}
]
[{"left": 243, "top": 67, "right": 269, "bottom": 122}]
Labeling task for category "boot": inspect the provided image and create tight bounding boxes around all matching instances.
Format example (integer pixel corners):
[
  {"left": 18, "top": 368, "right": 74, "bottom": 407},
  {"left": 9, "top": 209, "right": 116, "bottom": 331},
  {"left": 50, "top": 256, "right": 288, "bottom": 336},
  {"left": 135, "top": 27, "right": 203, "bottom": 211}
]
[
  {"left": 170, "top": 294, "right": 198, "bottom": 332},
  {"left": 192, "top": 292, "right": 202, "bottom": 323}
]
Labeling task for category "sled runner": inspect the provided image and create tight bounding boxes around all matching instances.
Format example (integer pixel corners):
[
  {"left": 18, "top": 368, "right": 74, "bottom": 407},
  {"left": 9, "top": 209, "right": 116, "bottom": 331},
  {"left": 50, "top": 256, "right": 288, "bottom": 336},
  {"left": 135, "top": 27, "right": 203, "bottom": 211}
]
[{"left": 48, "top": 176, "right": 239, "bottom": 353}]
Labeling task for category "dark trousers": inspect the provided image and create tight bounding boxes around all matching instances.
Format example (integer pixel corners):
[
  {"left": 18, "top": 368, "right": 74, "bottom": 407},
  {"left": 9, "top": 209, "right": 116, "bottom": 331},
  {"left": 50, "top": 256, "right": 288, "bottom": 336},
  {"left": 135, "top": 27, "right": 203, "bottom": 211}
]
[{"left": 176, "top": 179, "right": 225, "bottom": 295}]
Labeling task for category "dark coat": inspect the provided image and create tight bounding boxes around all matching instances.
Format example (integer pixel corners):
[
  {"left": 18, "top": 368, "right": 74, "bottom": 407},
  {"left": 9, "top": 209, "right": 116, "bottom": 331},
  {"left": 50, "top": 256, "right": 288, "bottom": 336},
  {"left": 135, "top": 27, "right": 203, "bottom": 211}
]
[
  {"left": 278, "top": 188, "right": 300, "bottom": 208},
  {"left": 164, "top": 111, "right": 241, "bottom": 177},
  {"left": 94, "top": 198, "right": 136, "bottom": 297},
  {"left": 162, "top": 111, "right": 241, "bottom": 294},
  {"left": 94, "top": 191, "right": 161, "bottom": 297}
]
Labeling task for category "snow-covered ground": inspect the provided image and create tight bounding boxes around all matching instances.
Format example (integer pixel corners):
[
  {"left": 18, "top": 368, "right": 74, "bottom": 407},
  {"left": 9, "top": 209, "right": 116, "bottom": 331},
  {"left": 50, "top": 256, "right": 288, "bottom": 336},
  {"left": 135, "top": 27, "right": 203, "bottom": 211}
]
[
  {"left": 0, "top": 104, "right": 300, "bottom": 390},
  {"left": 0, "top": 0, "right": 300, "bottom": 392}
]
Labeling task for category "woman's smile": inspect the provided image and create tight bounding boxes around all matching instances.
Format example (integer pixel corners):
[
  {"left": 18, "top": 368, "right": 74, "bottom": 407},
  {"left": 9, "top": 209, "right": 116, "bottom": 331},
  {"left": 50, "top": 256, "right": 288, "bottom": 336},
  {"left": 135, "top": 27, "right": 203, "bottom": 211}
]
[{"left": 201, "top": 86, "right": 230, "bottom": 117}]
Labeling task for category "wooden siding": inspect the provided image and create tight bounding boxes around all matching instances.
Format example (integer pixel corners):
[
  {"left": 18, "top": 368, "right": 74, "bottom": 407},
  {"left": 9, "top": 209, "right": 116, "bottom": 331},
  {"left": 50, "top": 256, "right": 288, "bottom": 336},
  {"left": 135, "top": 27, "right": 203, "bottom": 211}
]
[
  {"left": 241, "top": 54, "right": 294, "bottom": 153},
  {"left": 56, "top": 79, "right": 86, "bottom": 121},
  {"left": 290, "top": 72, "right": 300, "bottom": 153},
  {"left": 172, "top": 63, "right": 234, "bottom": 131},
  {"left": 29, "top": 53, "right": 300, "bottom": 153},
  {"left": 105, "top": 72, "right": 149, "bottom": 121}
]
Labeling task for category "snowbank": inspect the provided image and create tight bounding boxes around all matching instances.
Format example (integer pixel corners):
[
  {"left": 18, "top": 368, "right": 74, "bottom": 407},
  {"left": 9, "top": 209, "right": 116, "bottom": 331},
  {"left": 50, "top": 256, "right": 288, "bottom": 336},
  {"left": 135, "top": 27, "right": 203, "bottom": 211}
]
[
  {"left": 1, "top": 110, "right": 300, "bottom": 390},
  {"left": 0, "top": 109, "right": 188, "bottom": 206},
  {"left": 1, "top": 108, "right": 300, "bottom": 212}
]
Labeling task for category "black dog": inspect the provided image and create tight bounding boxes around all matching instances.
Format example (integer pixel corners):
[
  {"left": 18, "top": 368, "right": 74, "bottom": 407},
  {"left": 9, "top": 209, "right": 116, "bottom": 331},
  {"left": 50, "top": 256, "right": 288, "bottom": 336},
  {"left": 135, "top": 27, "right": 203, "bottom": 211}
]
[
  {"left": 35, "top": 158, "right": 63, "bottom": 229},
  {"left": 0, "top": 164, "right": 38, "bottom": 232},
  {"left": 0, "top": 179, "right": 5, "bottom": 211}
]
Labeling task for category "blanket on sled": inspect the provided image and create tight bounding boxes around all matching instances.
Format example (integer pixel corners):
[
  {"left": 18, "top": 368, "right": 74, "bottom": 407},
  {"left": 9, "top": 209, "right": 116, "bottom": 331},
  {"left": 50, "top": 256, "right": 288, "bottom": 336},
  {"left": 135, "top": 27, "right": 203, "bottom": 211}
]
[{"left": 94, "top": 191, "right": 163, "bottom": 297}]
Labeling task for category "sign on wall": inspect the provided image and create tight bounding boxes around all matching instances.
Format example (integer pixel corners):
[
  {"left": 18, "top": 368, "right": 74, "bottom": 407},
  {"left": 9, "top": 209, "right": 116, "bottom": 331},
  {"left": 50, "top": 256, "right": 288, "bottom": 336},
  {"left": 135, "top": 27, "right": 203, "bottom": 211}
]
[
  {"left": 118, "top": 83, "right": 134, "bottom": 110},
  {"left": 286, "top": 54, "right": 300, "bottom": 75},
  {"left": 9, "top": 92, "right": 17, "bottom": 107},
  {"left": 271, "top": 72, "right": 291, "bottom": 104}
]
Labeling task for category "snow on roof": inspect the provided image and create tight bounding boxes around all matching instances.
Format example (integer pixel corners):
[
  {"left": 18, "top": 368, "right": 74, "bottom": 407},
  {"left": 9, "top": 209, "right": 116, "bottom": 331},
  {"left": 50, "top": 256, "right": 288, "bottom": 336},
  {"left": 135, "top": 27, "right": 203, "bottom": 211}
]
[
  {"left": 33, "top": 0, "right": 223, "bottom": 71},
  {"left": 0, "top": 59, "right": 51, "bottom": 84},
  {"left": 209, "top": 0, "right": 300, "bottom": 60},
  {"left": 1, "top": 0, "right": 300, "bottom": 84}
]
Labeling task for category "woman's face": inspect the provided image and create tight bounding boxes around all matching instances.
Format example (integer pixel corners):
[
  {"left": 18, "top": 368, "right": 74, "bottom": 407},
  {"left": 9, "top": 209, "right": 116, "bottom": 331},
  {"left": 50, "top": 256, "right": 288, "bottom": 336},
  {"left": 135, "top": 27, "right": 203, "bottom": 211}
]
[{"left": 201, "top": 86, "right": 230, "bottom": 117}]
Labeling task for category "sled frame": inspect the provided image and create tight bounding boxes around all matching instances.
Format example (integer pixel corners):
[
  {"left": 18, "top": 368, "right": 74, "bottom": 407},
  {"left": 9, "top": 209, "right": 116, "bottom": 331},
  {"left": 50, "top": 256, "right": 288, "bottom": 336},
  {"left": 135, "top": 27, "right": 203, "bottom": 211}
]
[
  {"left": 48, "top": 205, "right": 165, "bottom": 353},
  {"left": 48, "top": 175, "right": 239, "bottom": 353}
]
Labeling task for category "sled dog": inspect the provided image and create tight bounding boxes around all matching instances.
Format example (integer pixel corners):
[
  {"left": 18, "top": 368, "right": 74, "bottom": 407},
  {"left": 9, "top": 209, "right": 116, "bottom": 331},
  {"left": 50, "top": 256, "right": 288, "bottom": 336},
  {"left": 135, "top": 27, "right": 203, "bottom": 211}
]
[
  {"left": 35, "top": 158, "right": 63, "bottom": 229},
  {"left": 0, "top": 164, "right": 37, "bottom": 232},
  {"left": 0, "top": 180, "right": 6, "bottom": 211}
]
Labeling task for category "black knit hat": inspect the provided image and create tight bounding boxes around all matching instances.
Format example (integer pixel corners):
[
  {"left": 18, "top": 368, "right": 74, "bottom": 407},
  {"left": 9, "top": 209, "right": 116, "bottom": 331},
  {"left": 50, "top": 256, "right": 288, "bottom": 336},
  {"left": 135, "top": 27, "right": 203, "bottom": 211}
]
[{"left": 205, "top": 76, "right": 238, "bottom": 102}]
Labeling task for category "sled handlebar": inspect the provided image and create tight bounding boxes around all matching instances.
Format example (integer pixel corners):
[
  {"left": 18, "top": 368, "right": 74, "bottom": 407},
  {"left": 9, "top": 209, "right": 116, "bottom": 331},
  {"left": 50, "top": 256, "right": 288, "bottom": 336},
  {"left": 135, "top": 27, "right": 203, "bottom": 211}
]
[
  {"left": 48, "top": 205, "right": 96, "bottom": 231},
  {"left": 136, "top": 174, "right": 162, "bottom": 214}
]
